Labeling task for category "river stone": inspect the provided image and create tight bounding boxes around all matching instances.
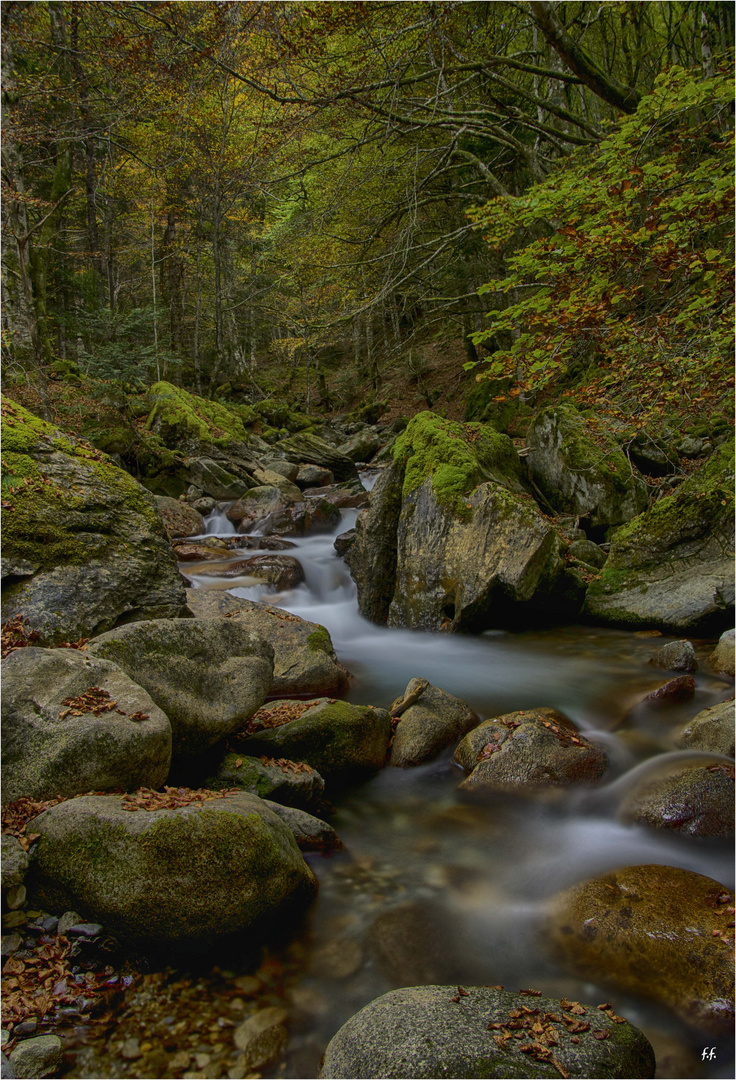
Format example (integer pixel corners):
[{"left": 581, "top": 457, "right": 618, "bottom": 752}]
[
  {"left": 389, "top": 680, "right": 479, "bottom": 767},
  {"left": 262, "top": 801, "right": 342, "bottom": 852},
  {"left": 232, "top": 1007, "right": 289, "bottom": 1071},
  {"left": 206, "top": 754, "right": 326, "bottom": 811},
  {"left": 153, "top": 497, "right": 205, "bottom": 539},
  {"left": 709, "top": 629, "right": 735, "bottom": 676},
  {"left": 174, "top": 542, "right": 230, "bottom": 561},
  {"left": 1, "top": 398, "right": 189, "bottom": 645},
  {"left": 296, "top": 464, "right": 334, "bottom": 488},
  {"left": 226, "top": 485, "right": 297, "bottom": 529},
  {"left": 1, "top": 836, "right": 29, "bottom": 890},
  {"left": 86, "top": 619, "right": 273, "bottom": 756},
  {"left": 276, "top": 431, "right": 358, "bottom": 481},
  {"left": 0, "top": 1053, "right": 13, "bottom": 1080},
  {"left": 319, "top": 985, "right": 656, "bottom": 1079},
  {"left": 642, "top": 676, "right": 695, "bottom": 706},
  {"left": 454, "top": 709, "right": 607, "bottom": 792},
  {"left": 350, "top": 459, "right": 405, "bottom": 624},
  {"left": 182, "top": 554, "right": 305, "bottom": 590},
  {"left": 251, "top": 467, "right": 302, "bottom": 501},
  {"left": 584, "top": 440, "right": 735, "bottom": 632},
  {"left": 237, "top": 699, "right": 391, "bottom": 781},
  {"left": 1, "top": 647, "right": 172, "bottom": 803},
  {"left": 8, "top": 1035, "right": 62, "bottom": 1079},
  {"left": 262, "top": 459, "right": 299, "bottom": 483},
  {"left": 366, "top": 900, "right": 482, "bottom": 987},
  {"left": 338, "top": 430, "right": 382, "bottom": 463},
  {"left": 184, "top": 590, "right": 350, "bottom": 697},
  {"left": 525, "top": 403, "right": 649, "bottom": 531},
  {"left": 647, "top": 639, "right": 698, "bottom": 672},
  {"left": 544, "top": 865, "right": 735, "bottom": 1035},
  {"left": 675, "top": 700, "right": 735, "bottom": 757},
  {"left": 26, "top": 792, "right": 316, "bottom": 949},
  {"left": 184, "top": 456, "right": 254, "bottom": 501},
  {"left": 620, "top": 762, "right": 734, "bottom": 837}
]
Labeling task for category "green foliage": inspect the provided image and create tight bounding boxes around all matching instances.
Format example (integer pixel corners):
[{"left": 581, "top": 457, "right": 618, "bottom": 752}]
[
  {"left": 80, "top": 307, "right": 181, "bottom": 389},
  {"left": 469, "top": 67, "right": 735, "bottom": 427}
]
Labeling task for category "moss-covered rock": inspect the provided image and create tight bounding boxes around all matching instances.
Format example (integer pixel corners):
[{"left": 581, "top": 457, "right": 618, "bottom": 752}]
[
  {"left": 206, "top": 754, "right": 326, "bottom": 811},
  {"left": 544, "top": 865, "right": 734, "bottom": 1036},
  {"left": 320, "top": 984, "right": 656, "bottom": 1079},
  {"left": 237, "top": 698, "right": 391, "bottom": 782},
  {"left": 392, "top": 410, "right": 526, "bottom": 516},
  {"left": 584, "top": 441, "right": 735, "bottom": 632},
  {"left": 1, "top": 646, "right": 171, "bottom": 803},
  {"left": 275, "top": 430, "right": 358, "bottom": 482},
  {"left": 388, "top": 680, "right": 479, "bottom": 767},
  {"left": 526, "top": 403, "right": 649, "bottom": 532},
  {"left": 1, "top": 397, "right": 188, "bottom": 643},
  {"left": 145, "top": 381, "right": 251, "bottom": 448},
  {"left": 27, "top": 792, "right": 317, "bottom": 949}
]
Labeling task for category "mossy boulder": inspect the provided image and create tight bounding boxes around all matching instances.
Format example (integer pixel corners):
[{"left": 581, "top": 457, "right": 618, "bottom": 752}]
[
  {"left": 454, "top": 709, "right": 607, "bottom": 793},
  {"left": 184, "top": 590, "right": 350, "bottom": 697},
  {"left": 2, "top": 646, "right": 172, "bottom": 804},
  {"left": 206, "top": 754, "right": 326, "bottom": 811},
  {"left": 544, "top": 865, "right": 735, "bottom": 1036},
  {"left": 86, "top": 619, "right": 274, "bottom": 756},
  {"left": 526, "top": 404, "right": 649, "bottom": 532},
  {"left": 319, "top": 985, "right": 656, "bottom": 1079},
  {"left": 584, "top": 441, "right": 735, "bottom": 632},
  {"left": 237, "top": 698, "right": 391, "bottom": 782},
  {"left": 145, "top": 381, "right": 251, "bottom": 450},
  {"left": 26, "top": 792, "right": 317, "bottom": 949},
  {"left": 0, "top": 397, "right": 188, "bottom": 644},
  {"left": 392, "top": 410, "right": 526, "bottom": 515},
  {"left": 275, "top": 430, "right": 359, "bottom": 482}
]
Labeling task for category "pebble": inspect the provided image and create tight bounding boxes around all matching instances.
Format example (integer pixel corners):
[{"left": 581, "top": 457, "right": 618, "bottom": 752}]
[
  {"left": 2, "top": 912, "right": 27, "bottom": 930},
  {"left": 9, "top": 1035, "right": 62, "bottom": 1079},
  {"left": 233, "top": 976, "right": 261, "bottom": 995},
  {"left": 66, "top": 922, "right": 102, "bottom": 938},
  {"left": 232, "top": 1007, "right": 288, "bottom": 1070},
  {"left": 1, "top": 934, "right": 22, "bottom": 957},
  {"left": 121, "top": 1037, "right": 142, "bottom": 1060},
  {"left": 14, "top": 1020, "right": 37, "bottom": 1037},
  {"left": 169, "top": 1050, "right": 191, "bottom": 1071},
  {"left": 56, "top": 911, "right": 83, "bottom": 936},
  {"left": 5, "top": 886, "right": 26, "bottom": 911}
]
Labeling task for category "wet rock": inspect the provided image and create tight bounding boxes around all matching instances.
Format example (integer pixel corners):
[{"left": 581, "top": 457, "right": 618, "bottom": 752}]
[
  {"left": 319, "top": 984, "right": 656, "bottom": 1079},
  {"left": 544, "top": 865, "right": 734, "bottom": 1035},
  {"left": 454, "top": 709, "right": 607, "bottom": 792},
  {"left": 1, "top": 836, "right": 29, "bottom": 891},
  {"left": 1, "top": 646, "right": 172, "bottom": 803},
  {"left": 389, "top": 680, "right": 479, "bottom": 767},
  {"left": 333, "top": 529, "right": 356, "bottom": 561},
  {"left": 0, "top": 1055, "right": 13, "bottom": 1080},
  {"left": 184, "top": 456, "right": 255, "bottom": 501},
  {"left": 56, "top": 911, "right": 83, "bottom": 936},
  {"left": 206, "top": 754, "right": 326, "bottom": 812},
  {"left": 120, "top": 1038, "right": 141, "bottom": 1060},
  {"left": 709, "top": 629, "right": 735, "bottom": 676},
  {"left": 1, "top": 398, "right": 189, "bottom": 645},
  {"left": 584, "top": 440, "right": 734, "bottom": 633},
  {"left": 232, "top": 1007, "right": 288, "bottom": 1070},
  {"left": 261, "top": 801, "right": 342, "bottom": 852},
  {"left": 174, "top": 543, "right": 231, "bottom": 561},
  {"left": 350, "top": 459, "right": 405, "bottom": 625},
  {"left": 238, "top": 698, "right": 391, "bottom": 783},
  {"left": 86, "top": 618, "right": 273, "bottom": 756},
  {"left": 366, "top": 901, "right": 481, "bottom": 987},
  {"left": 675, "top": 699, "right": 735, "bottom": 757},
  {"left": 27, "top": 792, "right": 317, "bottom": 949},
  {"left": 191, "top": 496, "right": 216, "bottom": 515},
  {"left": 648, "top": 639, "right": 698, "bottom": 673},
  {"left": 250, "top": 467, "right": 302, "bottom": 502},
  {"left": 305, "top": 487, "right": 369, "bottom": 508},
  {"left": 526, "top": 403, "right": 649, "bottom": 531},
  {"left": 8, "top": 1035, "right": 62, "bottom": 1079},
  {"left": 5, "top": 885, "right": 25, "bottom": 910},
  {"left": 226, "top": 485, "right": 297, "bottom": 530},
  {"left": 643, "top": 676, "right": 695, "bottom": 706},
  {"left": 184, "top": 590, "right": 350, "bottom": 697},
  {"left": 154, "top": 497, "right": 205, "bottom": 539},
  {"left": 620, "top": 763, "right": 734, "bottom": 837},
  {"left": 338, "top": 430, "right": 382, "bottom": 464},
  {"left": 182, "top": 554, "right": 305, "bottom": 590},
  {"left": 310, "top": 937, "right": 363, "bottom": 979}
]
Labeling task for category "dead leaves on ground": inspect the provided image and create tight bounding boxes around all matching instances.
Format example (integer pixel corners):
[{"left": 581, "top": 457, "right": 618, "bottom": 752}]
[
  {"left": 231, "top": 699, "right": 333, "bottom": 742},
  {"left": 119, "top": 786, "right": 239, "bottom": 812},
  {"left": 1, "top": 614, "right": 87, "bottom": 659}
]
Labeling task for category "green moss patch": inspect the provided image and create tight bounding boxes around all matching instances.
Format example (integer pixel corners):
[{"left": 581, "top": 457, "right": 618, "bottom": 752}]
[{"left": 145, "top": 382, "right": 249, "bottom": 447}]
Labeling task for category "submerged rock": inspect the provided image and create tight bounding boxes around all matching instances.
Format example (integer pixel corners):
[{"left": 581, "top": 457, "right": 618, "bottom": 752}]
[
  {"left": 1, "top": 398, "right": 188, "bottom": 644},
  {"left": 454, "top": 709, "right": 607, "bottom": 792},
  {"left": 184, "top": 590, "right": 350, "bottom": 697},
  {"left": 648, "top": 639, "right": 698, "bottom": 673},
  {"left": 319, "top": 984, "right": 656, "bottom": 1079},
  {"left": 388, "top": 680, "right": 479, "bottom": 767},
  {"left": 620, "top": 762, "right": 734, "bottom": 838},
  {"left": 86, "top": 619, "right": 273, "bottom": 756},
  {"left": 584, "top": 440, "right": 735, "bottom": 632},
  {"left": 2, "top": 647, "right": 171, "bottom": 803},
  {"left": 544, "top": 865, "right": 735, "bottom": 1036},
  {"left": 27, "top": 792, "right": 316, "bottom": 949}
]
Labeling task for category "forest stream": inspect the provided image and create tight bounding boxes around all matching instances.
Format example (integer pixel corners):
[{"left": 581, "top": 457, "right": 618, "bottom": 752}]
[{"left": 63, "top": 472, "right": 734, "bottom": 1080}]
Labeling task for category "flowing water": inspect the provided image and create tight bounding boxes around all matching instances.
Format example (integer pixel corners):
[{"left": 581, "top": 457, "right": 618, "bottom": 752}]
[
  {"left": 67, "top": 475, "right": 734, "bottom": 1079},
  {"left": 169, "top": 474, "right": 735, "bottom": 1080}
]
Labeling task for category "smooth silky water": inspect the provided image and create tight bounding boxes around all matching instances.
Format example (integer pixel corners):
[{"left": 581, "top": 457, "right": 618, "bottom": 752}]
[{"left": 177, "top": 480, "right": 734, "bottom": 1079}]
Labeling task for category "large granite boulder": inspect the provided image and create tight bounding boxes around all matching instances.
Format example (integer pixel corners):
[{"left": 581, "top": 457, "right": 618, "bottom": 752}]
[
  {"left": 26, "top": 792, "right": 316, "bottom": 949},
  {"left": 350, "top": 460, "right": 405, "bottom": 625},
  {"left": 525, "top": 403, "right": 649, "bottom": 532},
  {"left": 544, "top": 865, "right": 734, "bottom": 1035},
  {"left": 319, "top": 985, "right": 655, "bottom": 1079},
  {"left": 454, "top": 709, "right": 607, "bottom": 792},
  {"left": 237, "top": 698, "right": 391, "bottom": 782},
  {"left": 1, "top": 398, "right": 189, "bottom": 644},
  {"left": 1, "top": 646, "right": 171, "bottom": 803},
  {"left": 184, "top": 590, "right": 350, "bottom": 697},
  {"left": 584, "top": 441, "right": 735, "bottom": 632},
  {"left": 86, "top": 619, "right": 273, "bottom": 756},
  {"left": 388, "top": 680, "right": 479, "bottom": 767}
]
